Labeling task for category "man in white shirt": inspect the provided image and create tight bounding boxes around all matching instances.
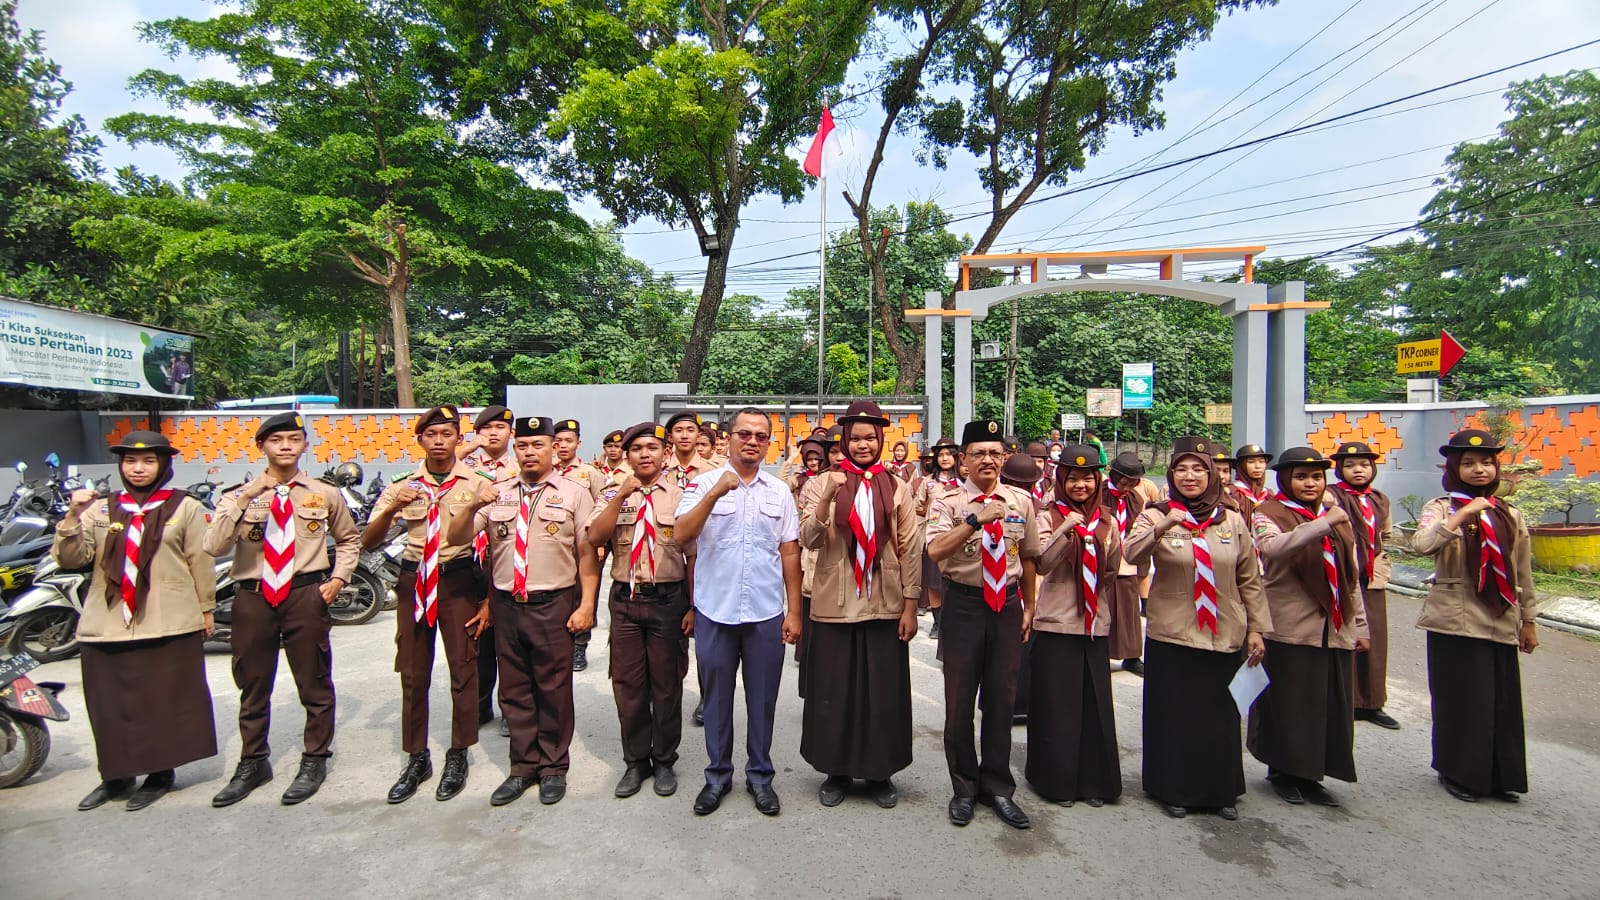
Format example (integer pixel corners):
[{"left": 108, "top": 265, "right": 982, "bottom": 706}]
[{"left": 675, "top": 407, "right": 803, "bottom": 817}]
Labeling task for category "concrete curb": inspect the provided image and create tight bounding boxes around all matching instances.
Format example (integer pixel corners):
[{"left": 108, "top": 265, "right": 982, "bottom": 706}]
[{"left": 1386, "top": 563, "right": 1600, "bottom": 639}]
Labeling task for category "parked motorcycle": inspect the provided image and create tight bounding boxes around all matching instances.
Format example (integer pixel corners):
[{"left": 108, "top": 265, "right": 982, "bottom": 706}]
[
  {"left": 0, "top": 455, "right": 72, "bottom": 546},
  {"left": 0, "top": 650, "right": 68, "bottom": 788},
  {"left": 0, "top": 536, "right": 58, "bottom": 603},
  {"left": 0, "top": 556, "right": 89, "bottom": 663}
]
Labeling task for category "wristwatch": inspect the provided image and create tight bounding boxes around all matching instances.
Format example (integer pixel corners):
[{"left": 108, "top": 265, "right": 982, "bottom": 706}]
[{"left": 965, "top": 512, "right": 981, "bottom": 529}]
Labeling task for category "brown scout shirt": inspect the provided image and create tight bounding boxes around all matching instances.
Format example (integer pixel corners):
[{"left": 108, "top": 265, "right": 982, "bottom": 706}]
[
  {"left": 1411, "top": 496, "right": 1537, "bottom": 645},
  {"left": 924, "top": 481, "right": 1042, "bottom": 588},
  {"left": 586, "top": 479, "right": 692, "bottom": 584},
  {"left": 473, "top": 475, "right": 596, "bottom": 593},
  {"left": 370, "top": 460, "right": 488, "bottom": 564},
  {"left": 557, "top": 460, "right": 608, "bottom": 502},
  {"left": 663, "top": 453, "right": 716, "bottom": 491},
  {"left": 1033, "top": 511, "right": 1122, "bottom": 638},
  {"left": 204, "top": 471, "right": 361, "bottom": 583},
  {"left": 1251, "top": 496, "right": 1369, "bottom": 650},
  {"left": 1124, "top": 506, "right": 1271, "bottom": 653},
  {"left": 462, "top": 447, "right": 517, "bottom": 482},
  {"left": 799, "top": 476, "right": 921, "bottom": 622}
]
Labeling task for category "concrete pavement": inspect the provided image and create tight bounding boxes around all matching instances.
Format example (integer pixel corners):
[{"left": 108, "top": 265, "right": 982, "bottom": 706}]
[{"left": 3, "top": 591, "right": 1598, "bottom": 899}]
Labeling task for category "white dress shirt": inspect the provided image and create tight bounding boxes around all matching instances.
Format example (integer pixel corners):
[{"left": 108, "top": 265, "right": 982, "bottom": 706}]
[{"left": 676, "top": 464, "right": 798, "bottom": 625}]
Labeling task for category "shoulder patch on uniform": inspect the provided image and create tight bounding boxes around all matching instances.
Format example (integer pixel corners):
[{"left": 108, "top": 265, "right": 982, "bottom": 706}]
[
  {"left": 475, "top": 469, "right": 495, "bottom": 480},
  {"left": 391, "top": 472, "right": 412, "bottom": 483}
]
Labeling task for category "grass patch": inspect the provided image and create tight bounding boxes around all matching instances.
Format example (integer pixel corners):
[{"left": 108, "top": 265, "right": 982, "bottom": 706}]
[{"left": 1390, "top": 550, "right": 1600, "bottom": 601}]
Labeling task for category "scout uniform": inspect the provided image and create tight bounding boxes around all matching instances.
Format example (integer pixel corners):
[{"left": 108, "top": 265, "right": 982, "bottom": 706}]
[
  {"left": 663, "top": 411, "right": 717, "bottom": 489},
  {"left": 595, "top": 428, "right": 632, "bottom": 483},
  {"left": 586, "top": 422, "right": 694, "bottom": 798},
  {"left": 925, "top": 420, "right": 1041, "bottom": 827},
  {"left": 204, "top": 412, "right": 361, "bottom": 807},
  {"left": 460, "top": 405, "right": 517, "bottom": 478},
  {"left": 469, "top": 416, "right": 597, "bottom": 806},
  {"left": 1328, "top": 440, "right": 1399, "bottom": 728},
  {"left": 553, "top": 418, "right": 607, "bottom": 502},
  {"left": 461, "top": 405, "right": 517, "bottom": 731},
  {"left": 371, "top": 405, "right": 490, "bottom": 803},
  {"left": 1231, "top": 444, "right": 1274, "bottom": 518}
]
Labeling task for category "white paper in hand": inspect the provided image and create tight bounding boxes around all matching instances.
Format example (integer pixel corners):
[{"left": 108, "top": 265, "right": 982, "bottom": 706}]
[{"left": 1229, "top": 660, "right": 1270, "bottom": 718}]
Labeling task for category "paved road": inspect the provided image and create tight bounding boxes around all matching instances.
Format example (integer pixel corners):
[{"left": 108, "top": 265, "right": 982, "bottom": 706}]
[{"left": 4, "top": 591, "right": 1598, "bottom": 899}]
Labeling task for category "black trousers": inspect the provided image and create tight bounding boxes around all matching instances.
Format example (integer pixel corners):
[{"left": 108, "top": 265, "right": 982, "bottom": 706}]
[{"left": 940, "top": 579, "right": 1023, "bottom": 800}]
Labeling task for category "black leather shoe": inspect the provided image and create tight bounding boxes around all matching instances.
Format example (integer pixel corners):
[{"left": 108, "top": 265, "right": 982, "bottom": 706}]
[
  {"left": 1085, "top": 797, "right": 1105, "bottom": 808},
  {"left": 693, "top": 782, "right": 730, "bottom": 815},
  {"left": 435, "top": 748, "right": 468, "bottom": 801},
  {"left": 948, "top": 795, "right": 975, "bottom": 826},
  {"left": 1490, "top": 790, "right": 1521, "bottom": 803},
  {"left": 281, "top": 756, "right": 327, "bottom": 806},
  {"left": 985, "top": 794, "right": 1031, "bottom": 830},
  {"left": 1439, "top": 774, "right": 1478, "bottom": 802},
  {"left": 1217, "top": 805, "right": 1239, "bottom": 821},
  {"left": 1301, "top": 780, "right": 1341, "bottom": 807},
  {"left": 866, "top": 779, "right": 898, "bottom": 809},
  {"left": 1161, "top": 802, "right": 1187, "bottom": 819},
  {"left": 818, "top": 775, "right": 849, "bottom": 807},
  {"left": 387, "top": 752, "right": 432, "bottom": 804},
  {"left": 125, "top": 770, "right": 174, "bottom": 811},
  {"left": 573, "top": 646, "right": 588, "bottom": 672},
  {"left": 692, "top": 699, "right": 704, "bottom": 727},
  {"left": 491, "top": 775, "right": 535, "bottom": 807},
  {"left": 78, "top": 778, "right": 135, "bottom": 811},
  {"left": 539, "top": 774, "right": 567, "bottom": 805},
  {"left": 653, "top": 762, "right": 677, "bottom": 797},
  {"left": 748, "top": 781, "right": 780, "bottom": 816},
  {"left": 1271, "top": 776, "right": 1305, "bottom": 805},
  {"left": 1356, "top": 707, "right": 1401, "bottom": 730},
  {"left": 1123, "top": 658, "right": 1145, "bottom": 677},
  {"left": 213, "top": 757, "right": 273, "bottom": 808},
  {"left": 498, "top": 717, "right": 510, "bottom": 738},
  {"left": 615, "top": 764, "right": 647, "bottom": 798}
]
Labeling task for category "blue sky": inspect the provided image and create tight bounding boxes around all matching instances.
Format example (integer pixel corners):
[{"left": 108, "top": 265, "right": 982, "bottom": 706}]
[{"left": 17, "top": 0, "right": 1600, "bottom": 305}]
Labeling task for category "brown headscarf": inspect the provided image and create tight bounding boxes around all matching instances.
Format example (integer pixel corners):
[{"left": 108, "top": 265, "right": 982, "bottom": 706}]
[
  {"left": 1443, "top": 452, "right": 1520, "bottom": 614},
  {"left": 1053, "top": 464, "right": 1119, "bottom": 594},
  {"left": 1166, "top": 450, "right": 1224, "bottom": 520},
  {"left": 99, "top": 454, "right": 187, "bottom": 614},
  {"left": 1256, "top": 470, "right": 1359, "bottom": 623},
  {"left": 1332, "top": 459, "right": 1392, "bottom": 587},
  {"left": 833, "top": 420, "right": 895, "bottom": 564}
]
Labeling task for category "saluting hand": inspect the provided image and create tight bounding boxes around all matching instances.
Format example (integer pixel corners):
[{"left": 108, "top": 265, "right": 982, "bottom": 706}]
[
  {"left": 241, "top": 473, "right": 278, "bottom": 501},
  {"left": 614, "top": 474, "right": 642, "bottom": 500},
  {"left": 472, "top": 480, "right": 499, "bottom": 508},
  {"left": 977, "top": 499, "right": 1006, "bottom": 525},
  {"left": 1162, "top": 506, "right": 1188, "bottom": 531},
  {"left": 1459, "top": 496, "right": 1493, "bottom": 516},
  {"left": 1323, "top": 505, "right": 1351, "bottom": 528},
  {"left": 391, "top": 483, "right": 422, "bottom": 506}
]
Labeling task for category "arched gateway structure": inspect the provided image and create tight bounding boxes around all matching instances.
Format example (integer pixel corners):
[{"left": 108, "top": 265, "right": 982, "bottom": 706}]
[{"left": 909, "top": 246, "right": 1326, "bottom": 453}]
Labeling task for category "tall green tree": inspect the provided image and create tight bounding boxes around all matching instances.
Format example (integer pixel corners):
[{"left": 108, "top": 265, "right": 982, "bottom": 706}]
[{"left": 106, "top": 0, "right": 585, "bottom": 406}]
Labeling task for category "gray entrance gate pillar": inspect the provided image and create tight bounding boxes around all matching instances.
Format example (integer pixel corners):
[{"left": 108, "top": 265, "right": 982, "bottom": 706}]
[{"left": 1266, "top": 281, "right": 1310, "bottom": 455}]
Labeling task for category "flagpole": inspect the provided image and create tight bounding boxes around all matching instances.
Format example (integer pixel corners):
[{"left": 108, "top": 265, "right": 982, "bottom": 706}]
[{"left": 817, "top": 171, "right": 826, "bottom": 419}]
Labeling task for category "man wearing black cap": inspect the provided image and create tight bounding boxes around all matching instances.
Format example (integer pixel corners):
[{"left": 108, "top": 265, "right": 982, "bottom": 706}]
[
  {"left": 586, "top": 422, "right": 694, "bottom": 799},
  {"left": 595, "top": 429, "right": 631, "bottom": 482},
  {"left": 204, "top": 412, "right": 362, "bottom": 807},
  {"left": 551, "top": 418, "right": 605, "bottom": 671},
  {"left": 363, "top": 405, "right": 493, "bottom": 804},
  {"left": 925, "top": 419, "right": 1041, "bottom": 830},
  {"left": 450, "top": 416, "right": 599, "bottom": 806},
  {"left": 1329, "top": 441, "right": 1399, "bottom": 730},
  {"left": 664, "top": 411, "right": 715, "bottom": 489},
  {"left": 457, "top": 405, "right": 516, "bottom": 477}
]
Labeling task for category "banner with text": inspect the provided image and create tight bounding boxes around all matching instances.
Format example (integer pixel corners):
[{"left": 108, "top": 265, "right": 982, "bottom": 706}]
[
  {"left": 0, "top": 298, "right": 196, "bottom": 399},
  {"left": 1121, "top": 362, "right": 1154, "bottom": 410}
]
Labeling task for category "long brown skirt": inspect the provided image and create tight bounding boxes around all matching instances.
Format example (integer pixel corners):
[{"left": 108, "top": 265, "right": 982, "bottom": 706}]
[
  {"left": 1142, "top": 637, "right": 1245, "bottom": 809},
  {"left": 1354, "top": 587, "right": 1389, "bottom": 710},
  {"left": 1427, "top": 631, "right": 1527, "bottom": 795},
  {"left": 1247, "top": 639, "right": 1356, "bottom": 783},
  {"left": 1025, "top": 632, "right": 1122, "bottom": 802},
  {"left": 800, "top": 619, "right": 912, "bottom": 781},
  {"left": 80, "top": 631, "right": 217, "bottom": 781},
  {"left": 1108, "top": 574, "right": 1144, "bottom": 660}
]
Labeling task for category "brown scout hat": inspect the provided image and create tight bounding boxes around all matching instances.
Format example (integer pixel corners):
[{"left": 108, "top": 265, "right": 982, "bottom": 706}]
[
  {"left": 1329, "top": 440, "right": 1381, "bottom": 461},
  {"left": 1234, "top": 443, "right": 1273, "bottom": 462},
  {"left": 838, "top": 400, "right": 891, "bottom": 426},
  {"left": 110, "top": 430, "right": 178, "bottom": 456},
  {"left": 1056, "top": 443, "right": 1105, "bottom": 470},
  {"left": 1439, "top": 429, "right": 1504, "bottom": 456},
  {"left": 1269, "top": 446, "right": 1332, "bottom": 472}
]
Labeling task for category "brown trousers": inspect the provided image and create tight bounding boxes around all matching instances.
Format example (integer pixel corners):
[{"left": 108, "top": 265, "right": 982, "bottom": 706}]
[
  {"left": 608, "top": 581, "right": 690, "bottom": 767},
  {"left": 1354, "top": 587, "right": 1389, "bottom": 710},
  {"left": 232, "top": 581, "right": 334, "bottom": 759},
  {"left": 495, "top": 587, "right": 578, "bottom": 778},
  {"left": 395, "top": 567, "right": 481, "bottom": 753},
  {"left": 941, "top": 579, "right": 1023, "bottom": 799}
]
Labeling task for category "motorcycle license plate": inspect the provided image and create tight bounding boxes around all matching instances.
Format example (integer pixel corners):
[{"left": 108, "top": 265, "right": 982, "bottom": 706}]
[{"left": 0, "top": 652, "right": 40, "bottom": 684}]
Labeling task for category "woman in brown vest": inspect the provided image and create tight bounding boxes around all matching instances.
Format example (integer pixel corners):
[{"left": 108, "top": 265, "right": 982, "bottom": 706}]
[
  {"left": 1412, "top": 429, "right": 1538, "bottom": 802},
  {"left": 1126, "top": 436, "right": 1270, "bottom": 821},
  {"left": 1027, "top": 444, "right": 1123, "bottom": 807},
  {"left": 53, "top": 431, "right": 218, "bottom": 811},
  {"left": 1248, "top": 447, "right": 1367, "bottom": 807}
]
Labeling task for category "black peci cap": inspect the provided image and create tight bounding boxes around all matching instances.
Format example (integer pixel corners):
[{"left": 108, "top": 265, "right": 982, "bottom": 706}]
[
  {"left": 959, "top": 420, "right": 1004, "bottom": 449},
  {"left": 515, "top": 416, "right": 557, "bottom": 438},
  {"left": 414, "top": 405, "right": 461, "bottom": 434},
  {"left": 255, "top": 411, "right": 306, "bottom": 442}
]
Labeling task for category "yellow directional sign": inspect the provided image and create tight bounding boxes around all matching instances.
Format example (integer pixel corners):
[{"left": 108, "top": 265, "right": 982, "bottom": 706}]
[{"left": 1397, "top": 338, "right": 1442, "bottom": 374}]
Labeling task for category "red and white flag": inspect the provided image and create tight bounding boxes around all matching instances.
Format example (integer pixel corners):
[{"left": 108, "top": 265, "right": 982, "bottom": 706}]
[{"left": 803, "top": 107, "right": 836, "bottom": 177}]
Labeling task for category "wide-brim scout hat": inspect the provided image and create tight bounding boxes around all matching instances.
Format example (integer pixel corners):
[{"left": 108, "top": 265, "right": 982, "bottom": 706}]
[
  {"left": 959, "top": 419, "right": 1004, "bottom": 449},
  {"left": 414, "top": 405, "right": 460, "bottom": 434},
  {"left": 1169, "top": 435, "right": 1219, "bottom": 466},
  {"left": 255, "top": 411, "right": 306, "bottom": 442},
  {"left": 110, "top": 430, "right": 177, "bottom": 456},
  {"left": 1212, "top": 448, "right": 1236, "bottom": 465},
  {"left": 1439, "top": 429, "right": 1503, "bottom": 456},
  {"left": 1270, "top": 446, "right": 1332, "bottom": 472},
  {"left": 1000, "top": 453, "right": 1039, "bottom": 485},
  {"left": 474, "top": 405, "right": 513, "bottom": 430},
  {"left": 620, "top": 422, "right": 667, "bottom": 450},
  {"left": 798, "top": 436, "right": 829, "bottom": 458},
  {"left": 1330, "top": 440, "right": 1381, "bottom": 462},
  {"left": 838, "top": 399, "right": 891, "bottom": 427},
  {"left": 1108, "top": 451, "right": 1145, "bottom": 479},
  {"left": 516, "top": 416, "right": 557, "bottom": 438},
  {"left": 1234, "top": 443, "right": 1272, "bottom": 462},
  {"left": 1056, "top": 443, "right": 1105, "bottom": 470},
  {"left": 931, "top": 435, "right": 959, "bottom": 452},
  {"left": 825, "top": 424, "right": 844, "bottom": 445}
]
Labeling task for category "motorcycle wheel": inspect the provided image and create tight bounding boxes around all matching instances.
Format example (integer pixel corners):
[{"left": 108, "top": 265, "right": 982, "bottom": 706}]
[
  {"left": 0, "top": 711, "right": 50, "bottom": 788},
  {"left": 6, "top": 607, "right": 80, "bottom": 662},
  {"left": 328, "top": 569, "right": 383, "bottom": 626}
]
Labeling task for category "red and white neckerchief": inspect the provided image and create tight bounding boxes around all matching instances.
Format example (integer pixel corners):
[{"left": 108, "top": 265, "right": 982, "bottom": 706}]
[
  {"left": 1032, "top": 478, "right": 1048, "bottom": 501},
  {"left": 1334, "top": 482, "right": 1378, "bottom": 584},
  {"left": 940, "top": 475, "right": 959, "bottom": 490},
  {"left": 630, "top": 485, "right": 659, "bottom": 587},
  {"left": 1056, "top": 503, "right": 1102, "bottom": 630},
  {"left": 1274, "top": 494, "right": 1344, "bottom": 630},
  {"left": 116, "top": 489, "right": 175, "bottom": 624},
  {"left": 1448, "top": 491, "right": 1516, "bottom": 608},
  {"left": 1168, "top": 501, "right": 1224, "bottom": 634},
  {"left": 975, "top": 494, "right": 1009, "bottom": 612},
  {"left": 1235, "top": 480, "right": 1270, "bottom": 504},
  {"left": 511, "top": 481, "right": 550, "bottom": 598},
  {"left": 413, "top": 474, "right": 461, "bottom": 626},
  {"left": 839, "top": 460, "right": 885, "bottom": 597},
  {"left": 1105, "top": 484, "right": 1130, "bottom": 534},
  {"left": 261, "top": 484, "right": 296, "bottom": 606}
]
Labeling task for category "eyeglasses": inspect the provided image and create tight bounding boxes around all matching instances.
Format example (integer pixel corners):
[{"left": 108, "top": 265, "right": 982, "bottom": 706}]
[
  {"left": 732, "top": 430, "right": 771, "bottom": 443},
  {"left": 965, "top": 450, "right": 1006, "bottom": 460}
]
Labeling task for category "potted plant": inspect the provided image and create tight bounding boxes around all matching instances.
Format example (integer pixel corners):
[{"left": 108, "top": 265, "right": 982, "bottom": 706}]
[{"left": 1509, "top": 475, "right": 1600, "bottom": 572}]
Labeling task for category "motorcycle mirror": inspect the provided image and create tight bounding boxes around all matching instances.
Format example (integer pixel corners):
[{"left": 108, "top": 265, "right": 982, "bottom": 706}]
[
  {"left": 15, "top": 461, "right": 26, "bottom": 474},
  {"left": 45, "top": 452, "right": 60, "bottom": 468}
]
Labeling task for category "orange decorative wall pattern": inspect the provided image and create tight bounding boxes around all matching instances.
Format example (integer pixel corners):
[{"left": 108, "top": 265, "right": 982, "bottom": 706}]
[
  {"left": 1307, "top": 410, "right": 1404, "bottom": 459},
  {"left": 1460, "top": 404, "right": 1600, "bottom": 477}
]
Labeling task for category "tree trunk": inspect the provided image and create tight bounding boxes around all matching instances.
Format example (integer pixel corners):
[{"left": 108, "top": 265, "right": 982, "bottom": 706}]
[
  {"left": 676, "top": 231, "right": 735, "bottom": 392},
  {"left": 373, "top": 325, "right": 386, "bottom": 407},
  {"left": 386, "top": 274, "right": 414, "bottom": 408}
]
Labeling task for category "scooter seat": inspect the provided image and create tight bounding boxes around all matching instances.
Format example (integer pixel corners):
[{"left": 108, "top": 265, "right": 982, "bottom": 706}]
[{"left": 0, "top": 538, "right": 52, "bottom": 566}]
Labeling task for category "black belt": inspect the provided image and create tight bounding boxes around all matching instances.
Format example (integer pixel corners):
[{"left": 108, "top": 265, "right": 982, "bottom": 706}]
[
  {"left": 236, "top": 571, "right": 326, "bottom": 594},
  {"left": 492, "top": 586, "right": 576, "bottom": 606},
  {"left": 399, "top": 556, "right": 477, "bottom": 576},
  {"left": 611, "top": 580, "right": 685, "bottom": 602},
  {"left": 942, "top": 578, "right": 1019, "bottom": 600}
]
